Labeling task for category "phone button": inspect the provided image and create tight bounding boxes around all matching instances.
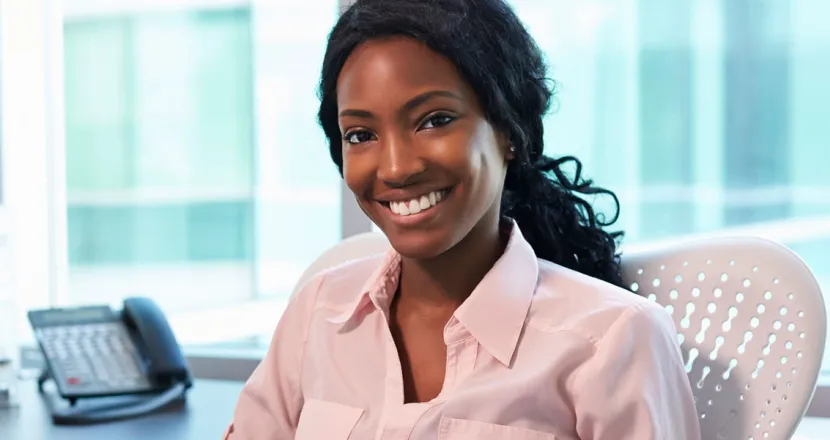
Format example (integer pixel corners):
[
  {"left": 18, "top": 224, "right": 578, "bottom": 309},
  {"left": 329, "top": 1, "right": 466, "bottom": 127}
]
[{"left": 66, "top": 377, "right": 82, "bottom": 386}]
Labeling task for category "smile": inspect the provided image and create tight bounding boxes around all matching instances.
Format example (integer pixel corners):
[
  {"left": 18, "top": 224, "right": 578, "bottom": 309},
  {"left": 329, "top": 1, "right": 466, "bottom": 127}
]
[
  {"left": 386, "top": 188, "right": 450, "bottom": 216},
  {"left": 376, "top": 187, "right": 455, "bottom": 227}
]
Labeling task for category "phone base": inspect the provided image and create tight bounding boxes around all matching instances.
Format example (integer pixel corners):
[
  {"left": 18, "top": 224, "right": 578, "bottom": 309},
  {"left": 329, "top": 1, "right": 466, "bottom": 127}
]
[
  {"left": 36, "top": 370, "right": 78, "bottom": 406},
  {"left": 36, "top": 369, "right": 188, "bottom": 425},
  {"left": 0, "top": 357, "right": 20, "bottom": 409}
]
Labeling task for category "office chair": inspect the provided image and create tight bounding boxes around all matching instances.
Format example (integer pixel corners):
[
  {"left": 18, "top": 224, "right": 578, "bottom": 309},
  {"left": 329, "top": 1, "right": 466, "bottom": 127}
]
[
  {"left": 623, "top": 237, "right": 826, "bottom": 440},
  {"left": 300, "top": 232, "right": 827, "bottom": 440}
]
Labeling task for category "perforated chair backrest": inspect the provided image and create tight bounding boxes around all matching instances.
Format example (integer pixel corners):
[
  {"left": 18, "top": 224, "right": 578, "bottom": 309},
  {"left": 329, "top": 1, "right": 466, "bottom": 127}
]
[
  {"left": 294, "top": 233, "right": 827, "bottom": 439},
  {"left": 622, "top": 237, "right": 826, "bottom": 440}
]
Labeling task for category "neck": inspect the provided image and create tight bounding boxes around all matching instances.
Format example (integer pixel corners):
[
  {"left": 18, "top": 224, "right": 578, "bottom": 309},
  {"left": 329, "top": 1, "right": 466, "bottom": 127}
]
[{"left": 397, "top": 215, "right": 508, "bottom": 311}]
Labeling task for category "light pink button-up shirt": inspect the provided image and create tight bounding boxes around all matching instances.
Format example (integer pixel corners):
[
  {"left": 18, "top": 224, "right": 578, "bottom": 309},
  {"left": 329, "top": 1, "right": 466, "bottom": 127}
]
[{"left": 225, "top": 225, "right": 701, "bottom": 439}]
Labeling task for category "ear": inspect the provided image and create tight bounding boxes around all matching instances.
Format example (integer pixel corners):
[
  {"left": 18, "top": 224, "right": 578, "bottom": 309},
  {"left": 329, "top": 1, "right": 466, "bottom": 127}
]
[
  {"left": 497, "top": 131, "right": 515, "bottom": 160},
  {"left": 505, "top": 144, "right": 516, "bottom": 161}
]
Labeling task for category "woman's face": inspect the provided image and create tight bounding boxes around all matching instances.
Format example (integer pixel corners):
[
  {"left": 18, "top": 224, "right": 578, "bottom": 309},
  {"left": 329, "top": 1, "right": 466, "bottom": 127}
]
[{"left": 337, "top": 37, "right": 512, "bottom": 259}]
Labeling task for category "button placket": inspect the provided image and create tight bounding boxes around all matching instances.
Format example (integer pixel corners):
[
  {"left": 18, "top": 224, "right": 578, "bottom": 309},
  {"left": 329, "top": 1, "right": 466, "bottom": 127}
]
[
  {"left": 441, "top": 318, "right": 476, "bottom": 396},
  {"left": 377, "top": 283, "right": 405, "bottom": 438}
]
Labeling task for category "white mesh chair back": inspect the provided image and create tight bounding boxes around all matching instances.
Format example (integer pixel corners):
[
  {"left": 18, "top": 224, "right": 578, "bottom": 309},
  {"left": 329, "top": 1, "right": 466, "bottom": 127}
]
[{"left": 622, "top": 237, "right": 826, "bottom": 440}]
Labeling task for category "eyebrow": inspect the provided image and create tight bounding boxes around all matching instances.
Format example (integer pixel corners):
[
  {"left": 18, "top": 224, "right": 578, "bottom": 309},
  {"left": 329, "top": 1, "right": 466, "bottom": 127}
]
[{"left": 338, "top": 90, "right": 464, "bottom": 119}]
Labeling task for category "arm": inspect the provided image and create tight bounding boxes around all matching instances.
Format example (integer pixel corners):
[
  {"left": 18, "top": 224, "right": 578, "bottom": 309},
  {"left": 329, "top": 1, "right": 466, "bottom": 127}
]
[
  {"left": 223, "top": 274, "right": 325, "bottom": 440},
  {"left": 572, "top": 302, "right": 701, "bottom": 440}
]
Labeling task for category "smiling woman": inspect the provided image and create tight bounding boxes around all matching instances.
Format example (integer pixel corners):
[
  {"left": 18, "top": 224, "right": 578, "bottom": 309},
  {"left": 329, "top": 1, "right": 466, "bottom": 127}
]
[{"left": 224, "top": 0, "right": 700, "bottom": 439}]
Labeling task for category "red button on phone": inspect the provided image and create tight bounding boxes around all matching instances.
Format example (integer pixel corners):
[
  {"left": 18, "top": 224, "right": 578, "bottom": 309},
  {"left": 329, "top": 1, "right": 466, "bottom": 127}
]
[{"left": 66, "top": 377, "right": 81, "bottom": 385}]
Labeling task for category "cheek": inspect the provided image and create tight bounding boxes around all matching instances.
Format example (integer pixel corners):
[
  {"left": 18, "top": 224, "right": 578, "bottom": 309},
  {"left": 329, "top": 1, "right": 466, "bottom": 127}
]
[
  {"left": 464, "top": 136, "right": 508, "bottom": 211},
  {"left": 342, "top": 170, "right": 361, "bottom": 199},
  {"left": 433, "top": 127, "right": 488, "bottom": 173},
  {"left": 342, "top": 154, "right": 373, "bottom": 199},
  {"left": 467, "top": 125, "right": 507, "bottom": 180}
]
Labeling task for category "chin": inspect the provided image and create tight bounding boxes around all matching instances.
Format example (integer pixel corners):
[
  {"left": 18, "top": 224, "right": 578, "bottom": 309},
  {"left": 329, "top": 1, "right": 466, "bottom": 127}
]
[{"left": 382, "top": 228, "right": 458, "bottom": 261}]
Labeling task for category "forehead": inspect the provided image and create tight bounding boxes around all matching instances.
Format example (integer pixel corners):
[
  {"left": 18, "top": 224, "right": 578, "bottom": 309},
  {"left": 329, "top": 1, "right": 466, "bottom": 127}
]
[{"left": 336, "top": 37, "right": 468, "bottom": 107}]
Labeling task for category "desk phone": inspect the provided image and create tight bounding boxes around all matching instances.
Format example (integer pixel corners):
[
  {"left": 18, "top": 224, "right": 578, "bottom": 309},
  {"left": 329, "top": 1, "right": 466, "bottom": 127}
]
[{"left": 28, "top": 297, "right": 192, "bottom": 424}]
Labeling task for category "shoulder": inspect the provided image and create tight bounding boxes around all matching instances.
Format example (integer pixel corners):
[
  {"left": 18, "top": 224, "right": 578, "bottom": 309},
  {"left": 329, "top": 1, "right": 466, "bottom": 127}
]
[
  {"left": 291, "top": 252, "right": 392, "bottom": 311},
  {"left": 526, "top": 258, "right": 675, "bottom": 345}
]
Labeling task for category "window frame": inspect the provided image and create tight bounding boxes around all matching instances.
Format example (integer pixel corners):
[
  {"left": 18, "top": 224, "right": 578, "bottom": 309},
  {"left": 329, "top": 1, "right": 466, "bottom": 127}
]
[{"left": 3, "top": 0, "right": 829, "bottom": 419}]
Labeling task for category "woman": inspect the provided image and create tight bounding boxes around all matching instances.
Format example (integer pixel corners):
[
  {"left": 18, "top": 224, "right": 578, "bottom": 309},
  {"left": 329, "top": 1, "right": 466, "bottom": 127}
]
[{"left": 225, "top": 0, "right": 700, "bottom": 438}]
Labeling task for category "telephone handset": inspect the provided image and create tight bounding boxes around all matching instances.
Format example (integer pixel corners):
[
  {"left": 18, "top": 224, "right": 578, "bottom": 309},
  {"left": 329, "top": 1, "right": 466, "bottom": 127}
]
[{"left": 28, "top": 297, "right": 193, "bottom": 424}]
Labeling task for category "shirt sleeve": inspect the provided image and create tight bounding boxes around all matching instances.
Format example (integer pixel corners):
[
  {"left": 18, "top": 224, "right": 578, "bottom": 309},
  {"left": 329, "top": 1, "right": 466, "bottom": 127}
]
[
  {"left": 223, "top": 274, "right": 325, "bottom": 440},
  {"left": 572, "top": 302, "right": 701, "bottom": 440}
]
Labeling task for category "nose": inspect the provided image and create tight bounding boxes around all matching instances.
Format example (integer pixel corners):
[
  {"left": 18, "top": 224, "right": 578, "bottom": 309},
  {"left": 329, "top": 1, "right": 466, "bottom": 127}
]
[{"left": 376, "top": 133, "right": 426, "bottom": 188}]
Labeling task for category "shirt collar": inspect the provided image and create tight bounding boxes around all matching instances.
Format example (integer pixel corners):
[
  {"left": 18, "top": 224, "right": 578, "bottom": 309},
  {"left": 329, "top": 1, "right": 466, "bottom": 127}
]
[
  {"left": 326, "top": 250, "right": 401, "bottom": 325},
  {"left": 452, "top": 222, "right": 538, "bottom": 366},
  {"left": 327, "top": 222, "right": 539, "bottom": 366}
]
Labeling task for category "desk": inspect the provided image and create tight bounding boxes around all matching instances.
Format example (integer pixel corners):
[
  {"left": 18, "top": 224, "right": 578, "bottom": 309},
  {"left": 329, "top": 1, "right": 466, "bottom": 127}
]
[
  {"left": 0, "top": 379, "right": 243, "bottom": 440},
  {"left": 3, "top": 377, "right": 828, "bottom": 440}
]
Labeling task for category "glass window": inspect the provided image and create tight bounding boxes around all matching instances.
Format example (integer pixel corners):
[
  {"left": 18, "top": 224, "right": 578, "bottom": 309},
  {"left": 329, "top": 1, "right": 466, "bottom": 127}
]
[
  {"left": 508, "top": 0, "right": 830, "bottom": 370},
  {"left": 63, "top": 1, "right": 341, "bottom": 345},
  {"left": 56, "top": 0, "right": 830, "bottom": 367}
]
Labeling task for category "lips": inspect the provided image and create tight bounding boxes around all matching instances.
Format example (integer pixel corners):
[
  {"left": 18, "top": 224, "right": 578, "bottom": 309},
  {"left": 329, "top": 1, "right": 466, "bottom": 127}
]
[{"left": 374, "top": 186, "right": 455, "bottom": 226}]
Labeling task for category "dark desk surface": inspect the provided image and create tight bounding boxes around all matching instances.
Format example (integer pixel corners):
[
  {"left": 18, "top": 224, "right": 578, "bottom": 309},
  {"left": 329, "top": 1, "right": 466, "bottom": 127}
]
[{"left": 0, "top": 378, "right": 243, "bottom": 440}]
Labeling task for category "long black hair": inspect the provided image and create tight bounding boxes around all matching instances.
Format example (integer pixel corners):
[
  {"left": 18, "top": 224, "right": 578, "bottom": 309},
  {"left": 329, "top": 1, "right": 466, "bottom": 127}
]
[{"left": 317, "top": 0, "right": 626, "bottom": 288}]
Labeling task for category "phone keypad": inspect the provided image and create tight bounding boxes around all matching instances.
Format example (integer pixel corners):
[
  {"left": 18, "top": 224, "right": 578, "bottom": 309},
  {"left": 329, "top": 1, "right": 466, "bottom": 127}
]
[{"left": 36, "top": 323, "right": 153, "bottom": 395}]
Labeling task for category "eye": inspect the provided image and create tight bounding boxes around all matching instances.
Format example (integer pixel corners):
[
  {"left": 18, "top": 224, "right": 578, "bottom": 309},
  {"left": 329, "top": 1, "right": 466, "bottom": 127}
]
[
  {"left": 419, "top": 113, "right": 456, "bottom": 130},
  {"left": 343, "top": 130, "right": 376, "bottom": 145}
]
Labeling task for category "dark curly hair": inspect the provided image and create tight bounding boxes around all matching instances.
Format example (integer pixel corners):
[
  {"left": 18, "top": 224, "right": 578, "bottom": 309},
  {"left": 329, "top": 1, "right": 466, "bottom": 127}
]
[{"left": 317, "top": 0, "right": 626, "bottom": 288}]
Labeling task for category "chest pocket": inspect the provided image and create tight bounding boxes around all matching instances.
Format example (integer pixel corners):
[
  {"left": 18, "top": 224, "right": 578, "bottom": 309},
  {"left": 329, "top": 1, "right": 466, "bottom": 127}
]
[
  {"left": 439, "top": 417, "right": 557, "bottom": 440},
  {"left": 295, "top": 399, "right": 364, "bottom": 440}
]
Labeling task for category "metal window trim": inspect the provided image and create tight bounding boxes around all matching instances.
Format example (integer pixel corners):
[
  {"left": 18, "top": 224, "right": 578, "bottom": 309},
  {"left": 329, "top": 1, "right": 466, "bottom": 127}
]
[{"left": 62, "top": 0, "right": 250, "bottom": 19}]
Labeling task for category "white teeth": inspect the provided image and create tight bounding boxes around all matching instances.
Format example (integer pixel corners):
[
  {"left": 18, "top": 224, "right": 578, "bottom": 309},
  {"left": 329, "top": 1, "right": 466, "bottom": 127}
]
[
  {"left": 409, "top": 200, "right": 421, "bottom": 214},
  {"left": 388, "top": 190, "right": 448, "bottom": 217}
]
